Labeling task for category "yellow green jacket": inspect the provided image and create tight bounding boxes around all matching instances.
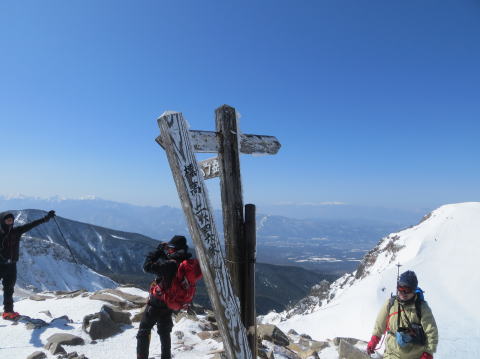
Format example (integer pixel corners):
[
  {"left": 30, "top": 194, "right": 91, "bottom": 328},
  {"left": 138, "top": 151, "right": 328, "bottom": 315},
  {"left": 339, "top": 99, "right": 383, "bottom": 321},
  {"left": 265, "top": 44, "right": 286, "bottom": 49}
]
[{"left": 372, "top": 296, "right": 438, "bottom": 359}]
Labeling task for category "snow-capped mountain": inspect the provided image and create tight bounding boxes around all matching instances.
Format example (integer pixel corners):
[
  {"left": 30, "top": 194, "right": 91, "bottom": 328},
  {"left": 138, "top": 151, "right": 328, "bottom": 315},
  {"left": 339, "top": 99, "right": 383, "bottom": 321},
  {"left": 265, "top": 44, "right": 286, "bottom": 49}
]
[
  {"left": 3, "top": 209, "right": 161, "bottom": 290},
  {"left": 3, "top": 209, "right": 332, "bottom": 314},
  {"left": 264, "top": 202, "right": 480, "bottom": 358},
  {"left": 16, "top": 235, "right": 117, "bottom": 292}
]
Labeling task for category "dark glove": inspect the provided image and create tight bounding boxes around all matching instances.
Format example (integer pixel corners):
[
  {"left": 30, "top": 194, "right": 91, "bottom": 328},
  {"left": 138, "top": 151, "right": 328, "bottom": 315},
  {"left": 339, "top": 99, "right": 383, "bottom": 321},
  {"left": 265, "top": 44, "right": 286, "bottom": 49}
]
[
  {"left": 44, "top": 210, "right": 56, "bottom": 221},
  {"left": 420, "top": 353, "right": 433, "bottom": 359},
  {"left": 367, "top": 335, "right": 380, "bottom": 355},
  {"left": 167, "top": 249, "right": 187, "bottom": 261},
  {"left": 150, "top": 259, "right": 177, "bottom": 276}
]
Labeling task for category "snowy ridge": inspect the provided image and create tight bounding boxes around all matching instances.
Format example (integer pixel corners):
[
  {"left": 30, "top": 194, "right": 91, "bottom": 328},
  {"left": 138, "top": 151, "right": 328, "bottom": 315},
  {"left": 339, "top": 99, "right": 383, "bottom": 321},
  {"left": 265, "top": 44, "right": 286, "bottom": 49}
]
[
  {"left": 271, "top": 202, "right": 480, "bottom": 358},
  {"left": 17, "top": 235, "right": 117, "bottom": 292}
]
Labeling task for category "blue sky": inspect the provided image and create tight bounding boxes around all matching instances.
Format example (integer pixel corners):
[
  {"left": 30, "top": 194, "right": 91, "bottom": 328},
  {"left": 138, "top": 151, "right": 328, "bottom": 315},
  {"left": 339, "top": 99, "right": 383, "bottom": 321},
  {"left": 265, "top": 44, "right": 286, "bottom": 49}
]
[{"left": 1, "top": 0, "right": 479, "bottom": 211}]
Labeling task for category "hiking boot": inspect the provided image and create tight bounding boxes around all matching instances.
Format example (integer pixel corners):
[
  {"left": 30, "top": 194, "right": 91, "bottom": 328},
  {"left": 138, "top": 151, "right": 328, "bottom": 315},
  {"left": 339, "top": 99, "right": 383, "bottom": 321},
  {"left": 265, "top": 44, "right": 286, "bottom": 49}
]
[{"left": 2, "top": 312, "right": 20, "bottom": 320}]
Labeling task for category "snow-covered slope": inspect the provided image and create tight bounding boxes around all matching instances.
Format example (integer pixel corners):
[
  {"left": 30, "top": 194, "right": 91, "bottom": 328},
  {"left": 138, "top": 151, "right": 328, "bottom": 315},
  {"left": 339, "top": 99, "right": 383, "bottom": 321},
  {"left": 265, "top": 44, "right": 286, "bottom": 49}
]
[
  {"left": 0, "top": 287, "right": 223, "bottom": 359},
  {"left": 16, "top": 236, "right": 117, "bottom": 291},
  {"left": 275, "top": 202, "right": 480, "bottom": 358},
  {"left": 6, "top": 209, "right": 160, "bottom": 283}
]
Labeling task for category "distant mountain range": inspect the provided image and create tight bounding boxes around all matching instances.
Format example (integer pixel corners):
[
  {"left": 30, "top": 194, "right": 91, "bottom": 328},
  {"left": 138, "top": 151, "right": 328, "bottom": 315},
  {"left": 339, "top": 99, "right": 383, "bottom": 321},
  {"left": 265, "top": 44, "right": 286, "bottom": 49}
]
[
  {"left": 6, "top": 209, "right": 333, "bottom": 314},
  {"left": 0, "top": 196, "right": 421, "bottom": 274}
]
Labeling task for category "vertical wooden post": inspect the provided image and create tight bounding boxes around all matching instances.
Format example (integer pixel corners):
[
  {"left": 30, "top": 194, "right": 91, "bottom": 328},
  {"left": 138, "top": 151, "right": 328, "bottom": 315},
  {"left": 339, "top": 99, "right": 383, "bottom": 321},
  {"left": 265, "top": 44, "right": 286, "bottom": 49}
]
[
  {"left": 244, "top": 203, "right": 257, "bottom": 357},
  {"left": 215, "top": 105, "right": 245, "bottom": 303},
  {"left": 158, "top": 112, "right": 252, "bottom": 359}
]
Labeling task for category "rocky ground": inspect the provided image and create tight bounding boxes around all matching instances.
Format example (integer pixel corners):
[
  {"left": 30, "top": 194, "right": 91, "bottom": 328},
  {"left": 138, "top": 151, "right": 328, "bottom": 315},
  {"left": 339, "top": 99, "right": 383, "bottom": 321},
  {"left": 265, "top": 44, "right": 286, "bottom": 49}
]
[{"left": 0, "top": 286, "right": 377, "bottom": 359}]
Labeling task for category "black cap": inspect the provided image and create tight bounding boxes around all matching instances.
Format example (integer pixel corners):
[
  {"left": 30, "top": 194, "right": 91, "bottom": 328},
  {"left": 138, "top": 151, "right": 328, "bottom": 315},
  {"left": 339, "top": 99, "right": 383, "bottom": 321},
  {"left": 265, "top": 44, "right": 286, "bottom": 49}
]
[
  {"left": 2, "top": 213, "right": 14, "bottom": 221},
  {"left": 167, "top": 235, "right": 187, "bottom": 250},
  {"left": 398, "top": 270, "right": 418, "bottom": 289}
]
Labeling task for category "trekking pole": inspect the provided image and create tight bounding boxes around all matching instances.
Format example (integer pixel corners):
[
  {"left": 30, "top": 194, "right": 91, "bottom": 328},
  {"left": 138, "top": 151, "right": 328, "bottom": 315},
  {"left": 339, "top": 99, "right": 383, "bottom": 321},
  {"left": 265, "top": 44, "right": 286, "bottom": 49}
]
[{"left": 53, "top": 216, "right": 79, "bottom": 265}]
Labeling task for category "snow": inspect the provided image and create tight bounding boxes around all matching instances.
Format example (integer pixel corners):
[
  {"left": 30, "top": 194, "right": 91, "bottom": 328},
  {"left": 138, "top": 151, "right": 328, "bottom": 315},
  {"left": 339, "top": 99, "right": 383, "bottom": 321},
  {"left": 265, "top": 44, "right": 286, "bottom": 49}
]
[
  {"left": 0, "top": 287, "right": 224, "bottom": 359},
  {"left": 2, "top": 202, "right": 480, "bottom": 358},
  {"left": 277, "top": 202, "right": 480, "bottom": 358}
]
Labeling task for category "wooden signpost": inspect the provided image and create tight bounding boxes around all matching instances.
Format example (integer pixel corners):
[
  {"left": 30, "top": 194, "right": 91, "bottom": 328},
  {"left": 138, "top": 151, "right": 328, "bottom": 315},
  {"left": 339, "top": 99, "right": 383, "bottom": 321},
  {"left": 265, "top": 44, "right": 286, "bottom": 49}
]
[{"left": 156, "top": 105, "right": 280, "bottom": 358}]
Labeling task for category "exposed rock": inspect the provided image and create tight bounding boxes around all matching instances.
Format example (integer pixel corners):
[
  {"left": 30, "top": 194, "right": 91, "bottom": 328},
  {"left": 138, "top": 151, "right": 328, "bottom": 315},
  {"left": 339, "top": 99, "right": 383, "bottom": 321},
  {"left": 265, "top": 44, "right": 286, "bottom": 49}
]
[
  {"left": 338, "top": 339, "right": 371, "bottom": 359},
  {"left": 208, "top": 349, "right": 227, "bottom": 359},
  {"left": 82, "top": 311, "right": 122, "bottom": 340},
  {"left": 55, "top": 290, "right": 87, "bottom": 299},
  {"left": 24, "top": 318, "right": 49, "bottom": 330},
  {"left": 26, "top": 351, "right": 47, "bottom": 359},
  {"left": 298, "top": 349, "right": 319, "bottom": 359},
  {"left": 333, "top": 337, "right": 360, "bottom": 346},
  {"left": 197, "top": 331, "right": 213, "bottom": 340},
  {"left": 103, "top": 288, "right": 146, "bottom": 305},
  {"left": 56, "top": 352, "right": 89, "bottom": 359},
  {"left": 206, "top": 312, "right": 217, "bottom": 323},
  {"left": 199, "top": 320, "right": 217, "bottom": 331},
  {"left": 101, "top": 305, "right": 132, "bottom": 325},
  {"left": 174, "top": 330, "right": 184, "bottom": 340},
  {"left": 189, "top": 303, "right": 207, "bottom": 315},
  {"left": 29, "top": 295, "right": 50, "bottom": 301},
  {"left": 288, "top": 329, "right": 299, "bottom": 335},
  {"left": 131, "top": 310, "right": 144, "bottom": 322},
  {"left": 89, "top": 293, "right": 131, "bottom": 308},
  {"left": 257, "top": 324, "right": 290, "bottom": 347},
  {"left": 272, "top": 344, "right": 301, "bottom": 359},
  {"left": 44, "top": 333, "right": 85, "bottom": 351},
  {"left": 174, "top": 310, "right": 198, "bottom": 322},
  {"left": 309, "top": 339, "right": 329, "bottom": 352},
  {"left": 48, "top": 342, "right": 66, "bottom": 355},
  {"left": 286, "top": 280, "right": 331, "bottom": 317}
]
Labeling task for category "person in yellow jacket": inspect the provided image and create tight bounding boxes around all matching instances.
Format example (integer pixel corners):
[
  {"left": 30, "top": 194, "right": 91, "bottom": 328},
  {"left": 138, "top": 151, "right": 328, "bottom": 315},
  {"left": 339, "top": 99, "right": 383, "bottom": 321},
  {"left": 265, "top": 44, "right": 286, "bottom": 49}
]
[{"left": 367, "top": 270, "right": 438, "bottom": 359}]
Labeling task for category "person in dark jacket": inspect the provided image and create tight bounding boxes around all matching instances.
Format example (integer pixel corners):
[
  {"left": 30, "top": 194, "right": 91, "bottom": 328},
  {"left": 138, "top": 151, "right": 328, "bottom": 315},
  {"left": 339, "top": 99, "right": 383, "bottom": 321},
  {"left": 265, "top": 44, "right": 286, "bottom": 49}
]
[
  {"left": 0, "top": 210, "right": 55, "bottom": 319},
  {"left": 136, "top": 235, "right": 192, "bottom": 359}
]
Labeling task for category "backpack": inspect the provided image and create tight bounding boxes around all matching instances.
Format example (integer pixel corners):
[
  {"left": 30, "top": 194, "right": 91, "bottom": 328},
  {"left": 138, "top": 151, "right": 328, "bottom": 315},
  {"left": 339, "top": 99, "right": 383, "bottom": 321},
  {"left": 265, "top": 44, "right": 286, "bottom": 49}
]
[
  {"left": 388, "top": 287, "right": 425, "bottom": 321},
  {"left": 387, "top": 287, "right": 427, "bottom": 346},
  {"left": 150, "top": 258, "right": 202, "bottom": 311}
]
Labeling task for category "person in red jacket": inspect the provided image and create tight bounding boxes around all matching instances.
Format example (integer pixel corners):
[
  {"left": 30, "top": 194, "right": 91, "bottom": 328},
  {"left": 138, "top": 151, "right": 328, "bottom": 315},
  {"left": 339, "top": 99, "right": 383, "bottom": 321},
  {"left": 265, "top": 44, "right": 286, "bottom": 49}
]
[
  {"left": 0, "top": 210, "right": 55, "bottom": 320},
  {"left": 136, "top": 235, "right": 201, "bottom": 359}
]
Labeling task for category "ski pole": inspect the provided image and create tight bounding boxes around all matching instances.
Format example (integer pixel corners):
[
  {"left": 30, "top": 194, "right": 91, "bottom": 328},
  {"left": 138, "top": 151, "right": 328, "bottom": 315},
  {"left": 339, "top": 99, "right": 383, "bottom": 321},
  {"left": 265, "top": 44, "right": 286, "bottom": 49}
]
[{"left": 53, "top": 216, "right": 79, "bottom": 265}]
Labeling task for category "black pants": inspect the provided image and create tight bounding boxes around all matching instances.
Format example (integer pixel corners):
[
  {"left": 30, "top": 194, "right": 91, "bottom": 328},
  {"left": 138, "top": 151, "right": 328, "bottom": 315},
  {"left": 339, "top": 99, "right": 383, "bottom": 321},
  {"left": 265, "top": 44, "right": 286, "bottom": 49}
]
[
  {"left": 136, "top": 303, "right": 174, "bottom": 359},
  {"left": 0, "top": 262, "right": 17, "bottom": 312}
]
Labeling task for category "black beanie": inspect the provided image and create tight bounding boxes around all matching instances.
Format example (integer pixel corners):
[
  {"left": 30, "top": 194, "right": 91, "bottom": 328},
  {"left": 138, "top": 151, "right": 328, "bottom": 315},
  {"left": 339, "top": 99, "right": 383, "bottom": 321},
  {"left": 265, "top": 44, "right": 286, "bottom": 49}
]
[
  {"left": 168, "top": 235, "right": 187, "bottom": 250},
  {"left": 3, "top": 213, "right": 14, "bottom": 221},
  {"left": 398, "top": 270, "right": 418, "bottom": 289}
]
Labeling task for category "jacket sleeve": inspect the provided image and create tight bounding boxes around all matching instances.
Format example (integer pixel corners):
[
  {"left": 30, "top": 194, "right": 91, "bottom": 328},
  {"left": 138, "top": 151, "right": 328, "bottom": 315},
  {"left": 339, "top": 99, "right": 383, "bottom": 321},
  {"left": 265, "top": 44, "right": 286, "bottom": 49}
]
[
  {"left": 421, "top": 302, "right": 439, "bottom": 354},
  {"left": 17, "top": 217, "right": 48, "bottom": 235},
  {"left": 372, "top": 299, "right": 391, "bottom": 337},
  {"left": 143, "top": 249, "right": 177, "bottom": 275}
]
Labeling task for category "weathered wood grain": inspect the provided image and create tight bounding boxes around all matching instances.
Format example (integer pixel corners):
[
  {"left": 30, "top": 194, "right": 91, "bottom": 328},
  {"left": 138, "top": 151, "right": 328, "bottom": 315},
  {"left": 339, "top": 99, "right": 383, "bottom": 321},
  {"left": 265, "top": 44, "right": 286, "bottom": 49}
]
[
  {"left": 157, "top": 112, "right": 252, "bottom": 359},
  {"left": 198, "top": 157, "right": 220, "bottom": 180},
  {"left": 216, "top": 104, "right": 245, "bottom": 304},
  {"left": 189, "top": 130, "right": 281, "bottom": 155},
  {"left": 158, "top": 131, "right": 281, "bottom": 155}
]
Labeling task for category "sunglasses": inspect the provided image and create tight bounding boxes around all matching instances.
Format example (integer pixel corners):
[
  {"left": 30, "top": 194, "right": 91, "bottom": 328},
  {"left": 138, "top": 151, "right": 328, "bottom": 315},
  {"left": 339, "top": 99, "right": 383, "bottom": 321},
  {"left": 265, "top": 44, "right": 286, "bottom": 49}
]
[{"left": 397, "top": 286, "right": 413, "bottom": 295}]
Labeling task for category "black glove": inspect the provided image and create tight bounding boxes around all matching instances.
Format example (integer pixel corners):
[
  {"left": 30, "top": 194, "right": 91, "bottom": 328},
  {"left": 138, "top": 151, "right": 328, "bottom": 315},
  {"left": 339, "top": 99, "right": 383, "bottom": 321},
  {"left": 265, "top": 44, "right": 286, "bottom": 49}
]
[
  {"left": 167, "top": 249, "right": 187, "bottom": 261},
  {"left": 45, "top": 210, "right": 56, "bottom": 221}
]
